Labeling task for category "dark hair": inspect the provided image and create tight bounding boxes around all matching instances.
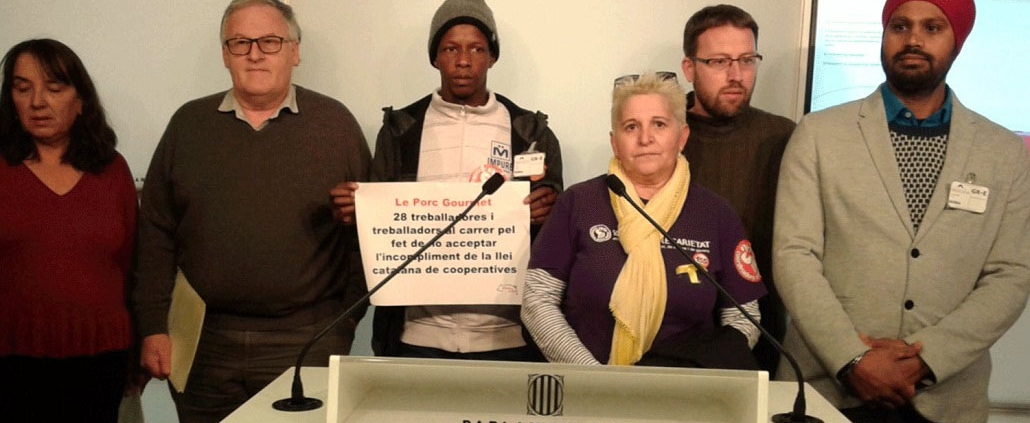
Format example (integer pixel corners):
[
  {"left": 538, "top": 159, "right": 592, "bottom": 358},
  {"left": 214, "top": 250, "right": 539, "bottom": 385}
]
[
  {"left": 682, "top": 5, "right": 759, "bottom": 57},
  {"left": 0, "top": 38, "right": 117, "bottom": 173}
]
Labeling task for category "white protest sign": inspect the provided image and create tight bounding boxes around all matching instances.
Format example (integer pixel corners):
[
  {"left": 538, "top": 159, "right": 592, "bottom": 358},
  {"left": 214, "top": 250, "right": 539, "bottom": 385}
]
[{"left": 355, "top": 181, "right": 530, "bottom": 306}]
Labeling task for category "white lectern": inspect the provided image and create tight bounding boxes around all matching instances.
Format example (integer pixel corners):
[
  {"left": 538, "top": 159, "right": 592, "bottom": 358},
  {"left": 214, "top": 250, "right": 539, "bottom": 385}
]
[
  {"left": 329, "top": 356, "right": 765, "bottom": 423},
  {"left": 222, "top": 356, "right": 850, "bottom": 423}
]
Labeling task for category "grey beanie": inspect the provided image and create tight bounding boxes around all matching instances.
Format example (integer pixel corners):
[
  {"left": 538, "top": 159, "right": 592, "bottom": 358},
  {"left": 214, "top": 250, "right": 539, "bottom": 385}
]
[{"left": 428, "top": 0, "right": 500, "bottom": 65}]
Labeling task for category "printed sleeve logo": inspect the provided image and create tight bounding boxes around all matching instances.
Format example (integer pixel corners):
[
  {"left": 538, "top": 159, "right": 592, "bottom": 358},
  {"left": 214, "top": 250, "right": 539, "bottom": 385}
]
[
  {"left": 733, "top": 240, "right": 762, "bottom": 283},
  {"left": 527, "top": 374, "right": 564, "bottom": 416},
  {"left": 589, "top": 224, "right": 612, "bottom": 242}
]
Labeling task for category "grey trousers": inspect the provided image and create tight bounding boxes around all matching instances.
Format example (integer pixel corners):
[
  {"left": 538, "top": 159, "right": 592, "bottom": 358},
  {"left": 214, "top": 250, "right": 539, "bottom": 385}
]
[{"left": 169, "top": 314, "right": 355, "bottom": 423}]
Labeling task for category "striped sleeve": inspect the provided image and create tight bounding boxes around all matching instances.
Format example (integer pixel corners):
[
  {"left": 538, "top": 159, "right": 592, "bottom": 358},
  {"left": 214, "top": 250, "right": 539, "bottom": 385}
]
[
  {"left": 720, "top": 300, "right": 761, "bottom": 349},
  {"left": 521, "top": 268, "right": 601, "bottom": 365}
]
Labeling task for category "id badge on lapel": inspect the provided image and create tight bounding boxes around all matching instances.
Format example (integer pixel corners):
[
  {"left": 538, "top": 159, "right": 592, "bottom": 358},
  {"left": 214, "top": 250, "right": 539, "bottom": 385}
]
[
  {"left": 947, "top": 179, "right": 988, "bottom": 214},
  {"left": 514, "top": 141, "right": 546, "bottom": 179}
]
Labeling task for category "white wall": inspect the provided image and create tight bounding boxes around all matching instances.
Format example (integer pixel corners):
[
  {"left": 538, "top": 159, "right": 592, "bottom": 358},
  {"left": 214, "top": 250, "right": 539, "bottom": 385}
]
[{"left": 0, "top": 0, "right": 806, "bottom": 187}]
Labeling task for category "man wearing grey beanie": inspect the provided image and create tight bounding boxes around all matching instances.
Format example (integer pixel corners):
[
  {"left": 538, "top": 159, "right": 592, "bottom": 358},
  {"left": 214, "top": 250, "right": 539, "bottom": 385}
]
[{"left": 330, "top": 0, "right": 563, "bottom": 361}]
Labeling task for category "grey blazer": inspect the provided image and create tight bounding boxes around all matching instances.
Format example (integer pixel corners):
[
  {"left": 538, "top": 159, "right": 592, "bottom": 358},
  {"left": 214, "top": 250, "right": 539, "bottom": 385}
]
[{"left": 773, "top": 89, "right": 1030, "bottom": 423}]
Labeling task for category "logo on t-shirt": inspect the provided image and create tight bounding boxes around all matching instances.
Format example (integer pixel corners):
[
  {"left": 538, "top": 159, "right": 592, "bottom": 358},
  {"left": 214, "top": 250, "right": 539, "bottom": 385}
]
[
  {"left": 733, "top": 240, "right": 762, "bottom": 283},
  {"left": 488, "top": 140, "right": 512, "bottom": 171},
  {"left": 589, "top": 224, "right": 612, "bottom": 242},
  {"left": 692, "top": 252, "right": 710, "bottom": 270}
]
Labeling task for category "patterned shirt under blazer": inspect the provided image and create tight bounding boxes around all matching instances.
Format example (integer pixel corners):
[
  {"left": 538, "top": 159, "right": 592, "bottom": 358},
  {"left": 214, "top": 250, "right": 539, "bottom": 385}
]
[{"left": 773, "top": 89, "right": 1030, "bottom": 423}]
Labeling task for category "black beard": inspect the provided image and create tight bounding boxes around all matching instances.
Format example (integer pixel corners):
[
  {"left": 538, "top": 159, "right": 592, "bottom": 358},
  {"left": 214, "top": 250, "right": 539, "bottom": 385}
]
[{"left": 881, "top": 46, "right": 953, "bottom": 97}]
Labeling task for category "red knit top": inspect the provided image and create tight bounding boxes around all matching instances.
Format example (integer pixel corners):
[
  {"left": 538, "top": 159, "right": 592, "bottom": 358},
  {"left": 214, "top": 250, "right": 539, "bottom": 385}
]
[{"left": 0, "top": 154, "right": 136, "bottom": 357}]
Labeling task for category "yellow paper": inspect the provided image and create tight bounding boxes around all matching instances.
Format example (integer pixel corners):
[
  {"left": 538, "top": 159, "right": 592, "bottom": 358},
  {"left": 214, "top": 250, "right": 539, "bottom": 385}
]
[{"left": 168, "top": 270, "right": 205, "bottom": 393}]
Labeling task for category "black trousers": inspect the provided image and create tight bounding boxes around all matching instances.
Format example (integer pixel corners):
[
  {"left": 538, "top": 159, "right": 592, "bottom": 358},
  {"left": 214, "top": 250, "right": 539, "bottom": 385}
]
[
  {"left": 0, "top": 350, "right": 128, "bottom": 423},
  {"left": 842, "top": 404, "right": 935, "bottom": 423},
  {"left": 397, "top": 342, "right": 545, "bottom": 362}
]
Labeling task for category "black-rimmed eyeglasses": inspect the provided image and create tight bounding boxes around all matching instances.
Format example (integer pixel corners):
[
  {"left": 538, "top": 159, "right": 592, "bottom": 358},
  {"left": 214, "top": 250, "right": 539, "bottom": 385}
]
[
  {"left": 224, "top": 36, "right": 291, "bottom": 56},
  {"left": 689, "top": 55, "right": 763, "bottom": 71},
  {"left": 613, "top": 71, "right": 678, "bottom": 87}
]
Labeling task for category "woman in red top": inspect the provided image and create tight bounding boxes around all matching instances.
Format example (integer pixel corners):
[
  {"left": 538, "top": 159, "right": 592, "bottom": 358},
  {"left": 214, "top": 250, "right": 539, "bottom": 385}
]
[{"left": 0, "top": 38, "right": 140, "bottom": 422}]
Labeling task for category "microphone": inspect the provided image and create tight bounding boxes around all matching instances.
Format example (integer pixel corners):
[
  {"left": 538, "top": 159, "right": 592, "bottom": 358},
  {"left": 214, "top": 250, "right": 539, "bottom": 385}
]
[
  {"left": 273, "top": 173, "right": 506, "bottom": 411},
  {"left": 481, "top": 171, "right": 505, "bottom": 195},
  {"left": 604, "top": 175, "right": 822, "bottom": 423}
]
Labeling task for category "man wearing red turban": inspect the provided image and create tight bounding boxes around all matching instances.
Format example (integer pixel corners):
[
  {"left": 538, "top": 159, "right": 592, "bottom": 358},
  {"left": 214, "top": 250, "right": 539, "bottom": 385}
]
[{"left": 774, "top": 1, "right": 1030, "bottom": 422}]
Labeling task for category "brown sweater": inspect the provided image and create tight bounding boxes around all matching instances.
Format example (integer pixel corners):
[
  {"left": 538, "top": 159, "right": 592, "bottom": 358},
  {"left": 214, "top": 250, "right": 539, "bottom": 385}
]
[
  {"left": 133, "top": 86, "right": 371, "bottom": 336},
  {"left": 681, "top": 91, "right": 796, "bottom": 372}
]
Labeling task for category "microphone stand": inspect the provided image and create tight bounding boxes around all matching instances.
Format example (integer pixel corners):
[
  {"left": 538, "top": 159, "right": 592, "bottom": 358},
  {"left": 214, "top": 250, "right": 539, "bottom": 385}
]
[
  {"left": 273, "top": 173, "right": 506, "bottom": 411},
  {"left": 604, "top": 175, "right": 822, "bottom": 423}
]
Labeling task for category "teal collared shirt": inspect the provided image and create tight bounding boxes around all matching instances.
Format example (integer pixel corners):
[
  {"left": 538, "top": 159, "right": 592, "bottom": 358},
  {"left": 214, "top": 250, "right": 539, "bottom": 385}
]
[
  {"left": 218, "top": 85, "right": 299, "bottom": 130},
  {"left": 879, "top": 83, "right": 952, "bottom": 127}
]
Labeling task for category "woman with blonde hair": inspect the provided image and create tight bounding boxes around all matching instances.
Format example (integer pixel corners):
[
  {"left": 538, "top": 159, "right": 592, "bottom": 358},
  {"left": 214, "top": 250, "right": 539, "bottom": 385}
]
[{"left": 522, "top": 72, "right": 765, "bottom": 368}]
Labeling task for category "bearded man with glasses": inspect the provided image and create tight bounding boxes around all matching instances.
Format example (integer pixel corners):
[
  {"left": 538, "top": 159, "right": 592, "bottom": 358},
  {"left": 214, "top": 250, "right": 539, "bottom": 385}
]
[
  {"left": 678, "top": 4, "right": 796, "bottom": 376},
  {"left": 133, "top": 1, "right": 371, "bottom": 422}
]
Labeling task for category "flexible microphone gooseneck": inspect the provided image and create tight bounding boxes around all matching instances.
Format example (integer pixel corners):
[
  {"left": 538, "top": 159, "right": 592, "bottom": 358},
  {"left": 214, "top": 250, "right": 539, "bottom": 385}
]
[
  {"left": 604, "top": 174, "right": 822, "bottom": 423},
  {"left": 272, "top": 173, "right": 507, "bottom": 412}
]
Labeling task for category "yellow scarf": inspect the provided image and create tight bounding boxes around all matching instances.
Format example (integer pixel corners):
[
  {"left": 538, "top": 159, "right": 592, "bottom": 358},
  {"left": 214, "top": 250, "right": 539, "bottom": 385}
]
[{"left": 607, "top": 155, "right": 690, "bottom": 365}]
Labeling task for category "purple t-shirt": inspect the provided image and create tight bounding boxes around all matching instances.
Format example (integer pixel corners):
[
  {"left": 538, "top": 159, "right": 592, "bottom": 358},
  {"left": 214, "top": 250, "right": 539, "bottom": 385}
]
[{"left": 529, "top": 175, "right": 766, "bottom": 363}]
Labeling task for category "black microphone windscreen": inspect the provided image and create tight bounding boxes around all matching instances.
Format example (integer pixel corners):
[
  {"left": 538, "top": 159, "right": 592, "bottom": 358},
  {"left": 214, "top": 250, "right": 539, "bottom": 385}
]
[
  {"left": 482, "top": 173, "right": 505, "bottom": 194},
  {"left": 604, "top": 174, "right": 627, "bottom": 197}
]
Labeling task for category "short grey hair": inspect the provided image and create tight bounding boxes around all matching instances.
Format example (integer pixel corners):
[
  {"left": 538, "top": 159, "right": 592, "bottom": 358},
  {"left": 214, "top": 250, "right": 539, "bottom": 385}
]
[
  {"left": 611, "top": 73, "right": 687, "bottom": 130},
  {"left": 220, "top": 0, "right": 301, "bottom": 42}
]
